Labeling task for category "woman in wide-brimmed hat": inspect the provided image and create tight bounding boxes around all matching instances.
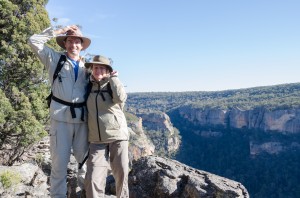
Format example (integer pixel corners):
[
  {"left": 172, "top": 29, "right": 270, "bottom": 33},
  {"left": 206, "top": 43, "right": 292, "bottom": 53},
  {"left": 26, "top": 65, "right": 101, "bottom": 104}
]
[{"left": 84, "top": 55, "right": 130, "bottom": 198}]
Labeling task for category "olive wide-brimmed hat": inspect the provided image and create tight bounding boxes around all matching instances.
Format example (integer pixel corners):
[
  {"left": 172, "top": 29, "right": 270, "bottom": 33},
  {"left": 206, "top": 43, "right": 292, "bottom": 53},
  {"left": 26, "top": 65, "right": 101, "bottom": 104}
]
[
  {"left": 56, "top": 28, "right": 91, "bottom": 50},
  {"left": 85, "top": 55, "right": 113, "bottom": 72}
]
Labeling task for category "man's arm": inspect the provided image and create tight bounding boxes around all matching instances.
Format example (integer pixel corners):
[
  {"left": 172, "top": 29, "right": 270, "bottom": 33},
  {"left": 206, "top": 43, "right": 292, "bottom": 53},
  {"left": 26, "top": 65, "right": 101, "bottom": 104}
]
[
  {"left": 28, "top": 27, "right": 57, "bottom": 69},
  {"left": 28, "top": 25, "right": 78, "bottom": 69}
]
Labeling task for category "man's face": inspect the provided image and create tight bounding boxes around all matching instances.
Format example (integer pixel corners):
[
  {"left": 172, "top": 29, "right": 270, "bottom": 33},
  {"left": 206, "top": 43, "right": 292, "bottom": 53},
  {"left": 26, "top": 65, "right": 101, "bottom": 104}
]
[{"left": 64, "top": 37, "right": 83, "bottom": 56}]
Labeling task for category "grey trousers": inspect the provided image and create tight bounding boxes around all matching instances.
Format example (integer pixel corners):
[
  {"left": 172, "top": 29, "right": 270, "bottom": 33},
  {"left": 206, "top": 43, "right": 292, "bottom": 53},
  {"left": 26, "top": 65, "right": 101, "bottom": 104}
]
[
  {"left": 49, "top": 120, "right": 89, "bottom": 198},
  {"left": 85, "top": 141, "right": 129, "bottom": 198}
]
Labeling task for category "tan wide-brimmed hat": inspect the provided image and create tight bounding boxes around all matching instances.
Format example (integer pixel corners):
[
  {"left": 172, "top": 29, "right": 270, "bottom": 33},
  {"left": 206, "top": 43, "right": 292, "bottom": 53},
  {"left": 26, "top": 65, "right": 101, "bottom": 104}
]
[
  {"left": 56, "top": 29, "right": 91, "bottom": 50},
  {"left": 85, "top": 55, "right": 113, "bottom": 72}
]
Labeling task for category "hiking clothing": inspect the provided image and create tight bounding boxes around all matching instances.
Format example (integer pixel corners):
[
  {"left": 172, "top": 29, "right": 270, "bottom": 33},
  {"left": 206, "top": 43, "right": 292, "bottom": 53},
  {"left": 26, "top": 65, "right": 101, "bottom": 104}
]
[
  {"left": 68, "top": 57, "right": 80, "bottom": 81},
  {"left": 28, "top": 27, "right": 89, "bottom": 198},
  {"left": 86, "top": 76, "right": 129, "bottom": 143},
  {"left": 49, "top": 120, "right": 88, "bottom": 198},
  {"left": 85, "top": 141, "right": 129, "bottom": 198},
  {"left": 28, "top": 27, "right": 89, "bottom": 123},
  {"left": 85, "top": 75, "right": 129, "bottom": 197}
]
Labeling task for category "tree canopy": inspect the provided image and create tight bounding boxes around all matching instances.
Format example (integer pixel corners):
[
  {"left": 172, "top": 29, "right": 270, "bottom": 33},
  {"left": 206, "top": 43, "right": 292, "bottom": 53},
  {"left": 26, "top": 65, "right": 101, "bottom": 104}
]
[{"left": 0, "top": 0, "right": 52, "bottom": 165}]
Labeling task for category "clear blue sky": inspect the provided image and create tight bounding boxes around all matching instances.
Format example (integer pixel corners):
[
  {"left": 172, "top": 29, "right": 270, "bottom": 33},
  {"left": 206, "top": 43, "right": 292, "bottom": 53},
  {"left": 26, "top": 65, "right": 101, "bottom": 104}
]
[{"left": 46, "top": 0, "right": 300, "bottom": 92}]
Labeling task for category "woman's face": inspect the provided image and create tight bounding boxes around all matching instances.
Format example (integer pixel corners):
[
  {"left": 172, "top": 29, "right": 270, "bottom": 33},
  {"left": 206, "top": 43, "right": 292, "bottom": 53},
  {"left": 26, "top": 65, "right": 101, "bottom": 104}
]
[{"left": 92, "top": 64, "right": 110, "bottom": 81}]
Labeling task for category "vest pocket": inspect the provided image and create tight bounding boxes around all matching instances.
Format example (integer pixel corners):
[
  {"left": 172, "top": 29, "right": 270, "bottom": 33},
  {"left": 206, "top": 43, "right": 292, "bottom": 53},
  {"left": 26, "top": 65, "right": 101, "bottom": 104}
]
[{"left": 99, "top": 113, "right": 121, "bottom": 130}]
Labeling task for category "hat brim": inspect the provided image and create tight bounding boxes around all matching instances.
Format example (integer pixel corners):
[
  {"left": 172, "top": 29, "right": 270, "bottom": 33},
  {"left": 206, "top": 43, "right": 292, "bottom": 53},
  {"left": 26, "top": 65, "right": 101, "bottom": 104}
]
[
  {"left": 85, "top": 62, "right": 113, "bottom": 72},
  {"left": 56, "top": 35, "right": 91, "bottom": 50}
]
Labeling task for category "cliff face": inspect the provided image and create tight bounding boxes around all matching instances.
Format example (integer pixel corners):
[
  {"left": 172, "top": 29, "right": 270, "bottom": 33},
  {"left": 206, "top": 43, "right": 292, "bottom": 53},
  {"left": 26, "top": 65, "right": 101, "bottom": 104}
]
[
  {"left": 178, "top": 106, "right": 300, "bottom": 134},
  {"left": 138, "top": 112, "right": 180, "bottom": 154},
  {"left": 127, "top": 117, "right": 155, "bottom": 162},
  {"left": 177, "top": 106, "right": 300, "bottom": 156}
]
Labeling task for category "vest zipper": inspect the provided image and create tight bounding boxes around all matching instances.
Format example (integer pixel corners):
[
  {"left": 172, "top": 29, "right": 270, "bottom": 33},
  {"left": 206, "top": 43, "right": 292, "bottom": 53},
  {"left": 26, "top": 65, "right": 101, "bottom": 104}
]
[{"left": 95, "top": 83, "right": 102, "bottom": 141}]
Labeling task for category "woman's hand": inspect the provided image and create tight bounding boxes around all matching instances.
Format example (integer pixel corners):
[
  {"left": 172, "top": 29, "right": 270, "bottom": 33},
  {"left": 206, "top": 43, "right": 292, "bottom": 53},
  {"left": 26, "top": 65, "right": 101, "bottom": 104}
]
[
  {"left": 110, "top": 71, "right": 118, "bottom": 77},
  {"left": 103, "top": 71, "right": 118, "bottom": 79}
]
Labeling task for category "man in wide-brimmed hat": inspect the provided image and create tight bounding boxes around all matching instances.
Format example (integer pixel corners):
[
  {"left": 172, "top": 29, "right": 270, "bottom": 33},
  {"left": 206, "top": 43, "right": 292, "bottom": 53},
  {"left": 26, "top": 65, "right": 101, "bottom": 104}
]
[{"left": 28, "top": 25, "right": 90, "bottom": 198}]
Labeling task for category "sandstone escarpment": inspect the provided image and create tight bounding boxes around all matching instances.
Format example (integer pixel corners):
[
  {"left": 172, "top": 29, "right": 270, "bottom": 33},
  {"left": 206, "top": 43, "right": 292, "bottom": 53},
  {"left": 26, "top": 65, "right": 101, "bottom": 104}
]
[
  {"left": 138, "top": 112, "right": 180, "bottom": 154},
  {"left": 178, "top": 106, "right": 300, "bottom": 134},
  {"left": 176, "top": 106, "right": 300, "bottom": 155},
  {"left": 127, "top": 117, "right": 155, "bottom": 161}
]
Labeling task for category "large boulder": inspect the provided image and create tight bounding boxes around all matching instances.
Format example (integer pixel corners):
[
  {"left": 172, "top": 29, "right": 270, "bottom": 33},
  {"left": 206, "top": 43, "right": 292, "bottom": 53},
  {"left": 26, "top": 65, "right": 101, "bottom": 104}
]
[{"left": 129, "top": 155, "right": 249, "bottom": 198}]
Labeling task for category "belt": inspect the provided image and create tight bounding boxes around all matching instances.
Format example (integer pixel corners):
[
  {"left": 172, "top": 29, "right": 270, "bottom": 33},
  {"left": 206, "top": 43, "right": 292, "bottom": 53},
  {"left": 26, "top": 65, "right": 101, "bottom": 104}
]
[{"left": 52, "top": 96, "right": 85, "bottom": 121}]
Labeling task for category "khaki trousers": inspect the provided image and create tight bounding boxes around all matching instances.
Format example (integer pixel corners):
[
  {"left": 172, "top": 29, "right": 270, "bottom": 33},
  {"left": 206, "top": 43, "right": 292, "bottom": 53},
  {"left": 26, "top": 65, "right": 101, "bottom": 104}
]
[
  {"left": 85, "top": 141, "right": 129, "bottom": 198},
  {"left": 49, "top": 120, "right": 89, "bottom": 198}
]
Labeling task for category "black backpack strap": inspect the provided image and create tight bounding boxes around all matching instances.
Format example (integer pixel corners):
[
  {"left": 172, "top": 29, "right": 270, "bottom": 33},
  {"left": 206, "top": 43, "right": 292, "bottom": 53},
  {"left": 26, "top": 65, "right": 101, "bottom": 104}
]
[
  {"left": 78, "top": 150, "right": 89, "bottom": 169},
  {"left": 46, "top": 54, "right": 67, "bottom": 108},
  {"left": 84, "top": 80, "right": 93, "bottom": 101},
  {"left": 107, "top": 82, "right": 113, "bottom": 98},
  {"left": 86, "top": 81, "right": 113, "bottom": 101},
  {"left": 53, "top": 55, "right": 67, "bottom": 83}
]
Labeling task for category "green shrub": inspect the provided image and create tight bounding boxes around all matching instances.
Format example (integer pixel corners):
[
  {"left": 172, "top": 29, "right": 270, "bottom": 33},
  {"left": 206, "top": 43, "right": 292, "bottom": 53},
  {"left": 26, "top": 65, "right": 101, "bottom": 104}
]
[
  {"left": 35, "top": 153, "right": 45, "bottom": 166},
  {"left": 0, "top": 170, "right": 22, "bottom": 189}
]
